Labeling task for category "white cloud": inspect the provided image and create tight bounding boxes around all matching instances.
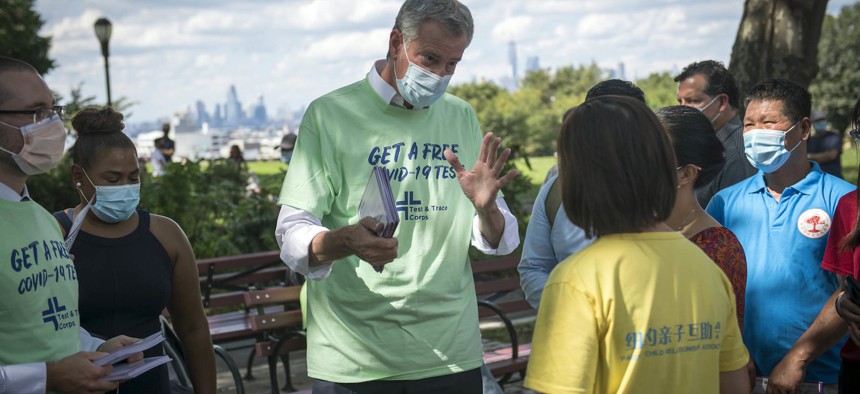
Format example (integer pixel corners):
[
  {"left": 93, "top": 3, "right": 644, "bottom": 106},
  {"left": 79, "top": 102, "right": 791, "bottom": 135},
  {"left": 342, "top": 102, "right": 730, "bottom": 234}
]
[
  {"left": 301, "top": 29, "right": 390, "bottom": 61},
  {"left": 34, "top": 0, "right": 850, "bottom": 122},
  {"left": 491, "top": 16, "right": 534, "bottom": 43}
]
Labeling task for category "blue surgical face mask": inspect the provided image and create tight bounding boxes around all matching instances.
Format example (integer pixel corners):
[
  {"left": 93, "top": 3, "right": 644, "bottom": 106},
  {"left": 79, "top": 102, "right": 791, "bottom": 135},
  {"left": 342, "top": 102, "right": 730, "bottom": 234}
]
[
  {"left": 813, "top": 120, "right": 827, "bottom": 132},
  {"left": 394, "top": 39, "right": 452, "bottom": 108},
  {"left": 743, "top": 122, "right": 801, "bottom": 173},
  {"left": 82, "top": 170, "right": 141, "bottom": 223}
]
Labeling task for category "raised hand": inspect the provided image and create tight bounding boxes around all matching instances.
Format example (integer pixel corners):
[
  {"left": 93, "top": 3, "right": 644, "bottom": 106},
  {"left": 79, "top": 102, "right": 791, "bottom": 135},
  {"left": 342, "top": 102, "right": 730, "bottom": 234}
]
[{"left": 444, "top": 132, "right": 518, "bottom": 213}]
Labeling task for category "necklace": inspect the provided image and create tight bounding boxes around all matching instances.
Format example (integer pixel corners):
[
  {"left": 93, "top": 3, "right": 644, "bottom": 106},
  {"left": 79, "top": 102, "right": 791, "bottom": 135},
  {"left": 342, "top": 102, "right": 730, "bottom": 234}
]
[{"left": 675, "top": 207, "right": 696, "bottom": 231}]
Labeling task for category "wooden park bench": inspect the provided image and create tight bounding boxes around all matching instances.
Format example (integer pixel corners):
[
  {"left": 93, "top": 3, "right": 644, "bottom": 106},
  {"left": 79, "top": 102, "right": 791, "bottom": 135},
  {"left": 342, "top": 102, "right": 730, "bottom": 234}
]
[
  {"left": 195, "top": 251, "right": 303, "bottom": 389},
  {"left": 472, "top": 255, "right": 534, "bottom": 386},
  {"left": 192, "top": 250, "right": 531, "bottom": 393}
]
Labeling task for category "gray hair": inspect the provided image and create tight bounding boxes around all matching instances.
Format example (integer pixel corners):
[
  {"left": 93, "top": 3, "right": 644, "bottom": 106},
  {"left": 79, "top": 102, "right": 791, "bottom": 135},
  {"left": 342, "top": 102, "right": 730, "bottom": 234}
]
[{"left": 394, "top": 0, "right": 474, "bottom": 46}]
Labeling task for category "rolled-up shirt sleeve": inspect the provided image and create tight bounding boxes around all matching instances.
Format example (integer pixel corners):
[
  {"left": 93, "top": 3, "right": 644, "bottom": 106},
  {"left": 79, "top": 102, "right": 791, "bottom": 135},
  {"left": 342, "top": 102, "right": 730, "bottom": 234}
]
[
  {"left": 275, "top": 205, "right": 333, "bottom": 280},
  {"left": 470, "top": 198, "right": 519, "bottom": 256},
  {"left": 0, "top": 363, "right": 45, "bottom": 394}
]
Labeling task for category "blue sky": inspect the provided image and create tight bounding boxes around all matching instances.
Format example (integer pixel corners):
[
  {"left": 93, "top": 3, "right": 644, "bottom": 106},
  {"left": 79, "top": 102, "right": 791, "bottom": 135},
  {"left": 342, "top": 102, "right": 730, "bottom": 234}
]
[{"left": 35, "top": 0, "right": 859, "bottom": 123}]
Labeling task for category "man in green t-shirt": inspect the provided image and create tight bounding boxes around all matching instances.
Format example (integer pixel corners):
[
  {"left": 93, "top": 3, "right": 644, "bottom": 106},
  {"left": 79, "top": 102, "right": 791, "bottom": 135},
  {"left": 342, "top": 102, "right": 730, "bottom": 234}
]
[
  {"left": 0, "top": 56, "right": 140, "bottom": 393},
  {"left": 275, "top": 1, "right": 519, "bottom": 392}
]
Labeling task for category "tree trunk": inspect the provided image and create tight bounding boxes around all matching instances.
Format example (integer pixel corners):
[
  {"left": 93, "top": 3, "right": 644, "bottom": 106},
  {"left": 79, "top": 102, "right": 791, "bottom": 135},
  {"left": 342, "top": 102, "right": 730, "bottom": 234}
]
[{"left": 728, "top": 0, "right": 828, "bottom": 108}]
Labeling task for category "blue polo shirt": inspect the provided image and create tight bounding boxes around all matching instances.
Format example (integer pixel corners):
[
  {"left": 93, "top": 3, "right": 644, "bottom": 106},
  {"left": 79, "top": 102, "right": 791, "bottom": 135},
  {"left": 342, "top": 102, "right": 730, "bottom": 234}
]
[{"left": 706, "top": 162, "right": 853, "bottom": 383}]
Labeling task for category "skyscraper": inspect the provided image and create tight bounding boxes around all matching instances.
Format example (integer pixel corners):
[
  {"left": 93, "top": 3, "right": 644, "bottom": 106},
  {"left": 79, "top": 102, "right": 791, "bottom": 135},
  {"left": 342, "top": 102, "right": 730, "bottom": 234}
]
[
  {"left": 251, "top": 95, "right": 268, "bottom": 126},
  {"left": 224, "top": 85, "right": 243, "bottom": 128},
  {"left": 213, "top": 104, "right": 223, "bottom": 128},
  {"left": 526, "top": 56, "right": 540, "bottom": 73},
  {"left": 195, "top": 100, "right": 210, "bottom": 128}
]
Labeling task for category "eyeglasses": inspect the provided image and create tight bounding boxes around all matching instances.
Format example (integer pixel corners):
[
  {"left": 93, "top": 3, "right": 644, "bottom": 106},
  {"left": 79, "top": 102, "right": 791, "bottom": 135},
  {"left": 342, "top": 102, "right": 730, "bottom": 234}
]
[
  {"left": 851, "top": 128, "right": 860, "bottom": 142},
  {"left": 0, "top": 106, "right": 65, "bottom": 124}
]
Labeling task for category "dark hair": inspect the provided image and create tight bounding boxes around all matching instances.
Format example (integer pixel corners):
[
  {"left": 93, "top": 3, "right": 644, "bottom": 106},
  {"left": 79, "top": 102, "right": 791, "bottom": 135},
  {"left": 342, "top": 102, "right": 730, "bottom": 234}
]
[
  {"left": 162, "top": 122, "right": 170, "bottom": 133},
  {"left": 744, "top": 78, "right": 811, "bottom": 124},
  {"left": 68, "top": 106, "right": 137, "bottom": 170},
  {"left": 654, "top": 106, "right": 725, "bottom": 189},
  {"left": 561, "top": 80, "right": 646, "bottom": 122},
  {"left": 0, "top": 56, "right": 39, "bottom": 105},
  {"left": 558, "top": 96, "right": 676, "bottom": 238},
  {"left": 585, "top": 79, "right": 646, "bottom": 104},
  {"left": 842, "top": 96, "right": 860, "bottom": 252},
  {"left": 674, "top": 60, "right": 740, "bottom": 109}
]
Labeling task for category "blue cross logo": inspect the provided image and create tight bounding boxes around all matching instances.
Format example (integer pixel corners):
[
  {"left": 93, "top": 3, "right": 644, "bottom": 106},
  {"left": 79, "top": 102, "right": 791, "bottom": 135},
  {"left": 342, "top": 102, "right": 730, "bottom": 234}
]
[
  {"left": 396, "top": 191, "right": 422, "bottom": 219},
  {"left": 42, "top": 297, "right": 66, "bottom": 331}
]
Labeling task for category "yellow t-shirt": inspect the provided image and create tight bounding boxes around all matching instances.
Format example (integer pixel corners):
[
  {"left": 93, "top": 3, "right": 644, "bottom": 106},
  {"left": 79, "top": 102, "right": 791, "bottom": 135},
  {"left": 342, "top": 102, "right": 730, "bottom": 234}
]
[{"left": 525, "top": 232, "right": 749, "bottom": 394}]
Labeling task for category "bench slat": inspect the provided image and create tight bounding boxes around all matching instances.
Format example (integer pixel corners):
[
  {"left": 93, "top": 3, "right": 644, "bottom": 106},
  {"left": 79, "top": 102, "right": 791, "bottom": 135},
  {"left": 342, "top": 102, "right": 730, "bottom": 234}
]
[
  {"left": 471, "top": 256, "right": 520, "bottom": 274},
  {"left": 477, "top": 299, "right": 532, "bottom": 319},
  {"left": 196, "top": 250, "right": 283, "bottom": 274},
  {"left": 200, "top": 266, "right": 288, "bottom": 287},
  {"left": 249, "top": 310, "right": 303, "bottom": 331},
  {"left": 255, "top": 337, "right": 308, "bottom": 357},
  {"left": 244, "top": 286, "right": 302, "bottom": 307},
  {"left": 475, "top": 277, "right": 521, "bottom": 295}
]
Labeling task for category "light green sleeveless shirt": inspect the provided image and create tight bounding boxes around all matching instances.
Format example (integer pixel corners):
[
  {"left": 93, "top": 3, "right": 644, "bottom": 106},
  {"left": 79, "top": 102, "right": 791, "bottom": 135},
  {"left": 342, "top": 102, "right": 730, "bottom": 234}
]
[
  {"left": 0, "top": 199, "right": 80, "bottom": 364},
  {"left": 279, "top": 78, "right": 484, "bottom": 382}
]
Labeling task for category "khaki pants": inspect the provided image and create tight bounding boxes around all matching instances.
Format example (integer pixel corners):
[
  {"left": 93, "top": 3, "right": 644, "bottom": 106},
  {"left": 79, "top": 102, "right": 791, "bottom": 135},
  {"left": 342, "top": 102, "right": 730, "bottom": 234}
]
[{"left": 754, "top": 377, "right": 837, "bottom": 394}]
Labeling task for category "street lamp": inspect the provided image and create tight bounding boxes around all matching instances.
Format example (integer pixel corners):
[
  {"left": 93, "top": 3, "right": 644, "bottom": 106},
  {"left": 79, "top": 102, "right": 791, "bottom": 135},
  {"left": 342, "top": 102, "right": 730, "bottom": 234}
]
[{"left": 93, "top": 17, "right": 112, "bottom": 107}]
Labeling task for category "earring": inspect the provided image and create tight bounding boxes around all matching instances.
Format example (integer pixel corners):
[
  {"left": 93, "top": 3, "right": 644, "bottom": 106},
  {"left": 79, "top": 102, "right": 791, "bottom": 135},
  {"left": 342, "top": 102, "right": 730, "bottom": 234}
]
[{"left": 75, "top": 182, "right": 81, "bottom": 188}]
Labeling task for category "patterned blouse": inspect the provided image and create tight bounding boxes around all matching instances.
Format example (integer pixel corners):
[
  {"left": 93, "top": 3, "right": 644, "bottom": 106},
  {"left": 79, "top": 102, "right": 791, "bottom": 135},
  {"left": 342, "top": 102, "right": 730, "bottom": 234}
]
[{"left": 690, "top": 226, "right": 747, "bottom": 329}]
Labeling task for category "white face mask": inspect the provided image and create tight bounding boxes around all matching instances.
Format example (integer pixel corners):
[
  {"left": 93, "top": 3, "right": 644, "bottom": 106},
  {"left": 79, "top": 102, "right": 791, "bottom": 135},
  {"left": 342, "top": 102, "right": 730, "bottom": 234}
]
[
  {"left": 697, "top": 95, "right": 721, "bottom": 123},
  {"left": 0, "top": 115, "right": 66, "bottom": 175},
  {"left": 394, "top": 39, "right": 452, "bottom": 108}
]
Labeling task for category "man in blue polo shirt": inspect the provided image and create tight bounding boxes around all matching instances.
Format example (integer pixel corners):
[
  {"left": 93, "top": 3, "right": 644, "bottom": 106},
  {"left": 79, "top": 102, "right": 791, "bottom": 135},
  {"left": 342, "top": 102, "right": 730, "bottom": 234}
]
[{"left": 707, "top": 79, "right": 852, "bottom": 393}]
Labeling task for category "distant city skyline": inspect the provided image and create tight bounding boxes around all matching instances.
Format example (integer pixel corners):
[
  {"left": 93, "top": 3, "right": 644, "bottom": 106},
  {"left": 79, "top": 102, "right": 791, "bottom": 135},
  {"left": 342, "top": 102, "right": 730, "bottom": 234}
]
[{"left": 34, "top": 0, "right": 859, "bottom": 124}]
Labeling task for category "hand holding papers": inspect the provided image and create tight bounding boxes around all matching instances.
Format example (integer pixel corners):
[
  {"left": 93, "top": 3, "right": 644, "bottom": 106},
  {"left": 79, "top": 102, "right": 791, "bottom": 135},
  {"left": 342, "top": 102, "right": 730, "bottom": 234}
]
[
  {"left": 93, "top": 331, "right": 172, "bottom": 381},
  {"left": 103, "top": 356, "right": 172, "bottom": 381},
  {"left": 358, "top": 166, "right": 399, "bottom": 272}
]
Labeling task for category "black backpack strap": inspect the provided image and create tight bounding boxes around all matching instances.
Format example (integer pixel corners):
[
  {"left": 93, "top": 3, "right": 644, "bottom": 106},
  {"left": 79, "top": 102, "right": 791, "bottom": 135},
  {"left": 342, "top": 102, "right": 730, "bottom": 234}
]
[{"left": 545, "top": 178, "right": 562, "bottom": 227}]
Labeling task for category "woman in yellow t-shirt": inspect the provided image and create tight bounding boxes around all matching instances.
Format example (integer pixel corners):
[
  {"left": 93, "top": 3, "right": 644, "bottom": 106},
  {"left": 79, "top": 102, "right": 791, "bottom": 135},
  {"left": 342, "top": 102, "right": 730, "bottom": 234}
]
[{"left": 524, "top": 96, "right": 750, "bottom": 394}]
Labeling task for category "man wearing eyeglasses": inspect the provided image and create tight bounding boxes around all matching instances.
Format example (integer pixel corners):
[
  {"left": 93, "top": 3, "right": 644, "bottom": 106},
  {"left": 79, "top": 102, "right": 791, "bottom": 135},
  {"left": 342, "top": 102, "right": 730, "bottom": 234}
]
[
  {"left": 0, "top": 55, "right": 141, "bottom": 394},
  {"left": 676, "top": 60, "right": 758, "bottom": 207}
]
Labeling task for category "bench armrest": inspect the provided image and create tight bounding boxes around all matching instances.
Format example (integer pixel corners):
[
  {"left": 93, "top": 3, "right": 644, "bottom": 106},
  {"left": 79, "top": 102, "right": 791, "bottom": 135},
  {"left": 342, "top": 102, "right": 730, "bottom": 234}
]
[{"left": 477, "top": 300, "right": 519, "bottom": 385}]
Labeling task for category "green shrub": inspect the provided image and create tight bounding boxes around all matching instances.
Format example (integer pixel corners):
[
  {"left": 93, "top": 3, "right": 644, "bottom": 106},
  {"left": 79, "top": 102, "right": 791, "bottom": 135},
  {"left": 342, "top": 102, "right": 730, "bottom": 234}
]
[
  {"left": 27, "top": 158, "right": 281, "bottom": 259},
  {"left": 138, "top": 160, "right": 280, "bottom": 258}
]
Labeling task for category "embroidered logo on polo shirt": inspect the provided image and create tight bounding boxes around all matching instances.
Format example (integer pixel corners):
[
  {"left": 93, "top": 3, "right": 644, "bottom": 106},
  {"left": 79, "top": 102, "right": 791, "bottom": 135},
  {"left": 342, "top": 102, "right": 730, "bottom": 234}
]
[{"left": 797, "top": 209, "right": 831, "bottom": 239}]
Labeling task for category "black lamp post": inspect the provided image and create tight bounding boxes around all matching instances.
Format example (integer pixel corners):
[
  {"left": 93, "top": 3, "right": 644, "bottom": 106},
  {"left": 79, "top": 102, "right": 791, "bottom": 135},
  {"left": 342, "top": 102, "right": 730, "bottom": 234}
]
[{"left": 93, "top": 17, "right": 112, "bottom": 107}]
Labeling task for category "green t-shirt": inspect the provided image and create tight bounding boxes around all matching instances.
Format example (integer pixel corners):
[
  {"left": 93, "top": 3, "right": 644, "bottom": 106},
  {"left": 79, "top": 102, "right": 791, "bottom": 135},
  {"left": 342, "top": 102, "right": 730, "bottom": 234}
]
[
  {"left": 279, "top": 78, "right": 485, "bottom": 382},
  {"left": 0, "top": 198, "right": 80, "bottom": 364}
]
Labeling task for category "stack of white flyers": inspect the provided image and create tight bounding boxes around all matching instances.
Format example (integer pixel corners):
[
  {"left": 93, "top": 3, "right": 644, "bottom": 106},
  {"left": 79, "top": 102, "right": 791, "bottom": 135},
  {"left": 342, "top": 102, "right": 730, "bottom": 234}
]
[
  {"left": 93, "top": 331, "right": 172, "bottom": 381},
  {"left": 358, "top": 166, "right": 399, "bottom": 273}
]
